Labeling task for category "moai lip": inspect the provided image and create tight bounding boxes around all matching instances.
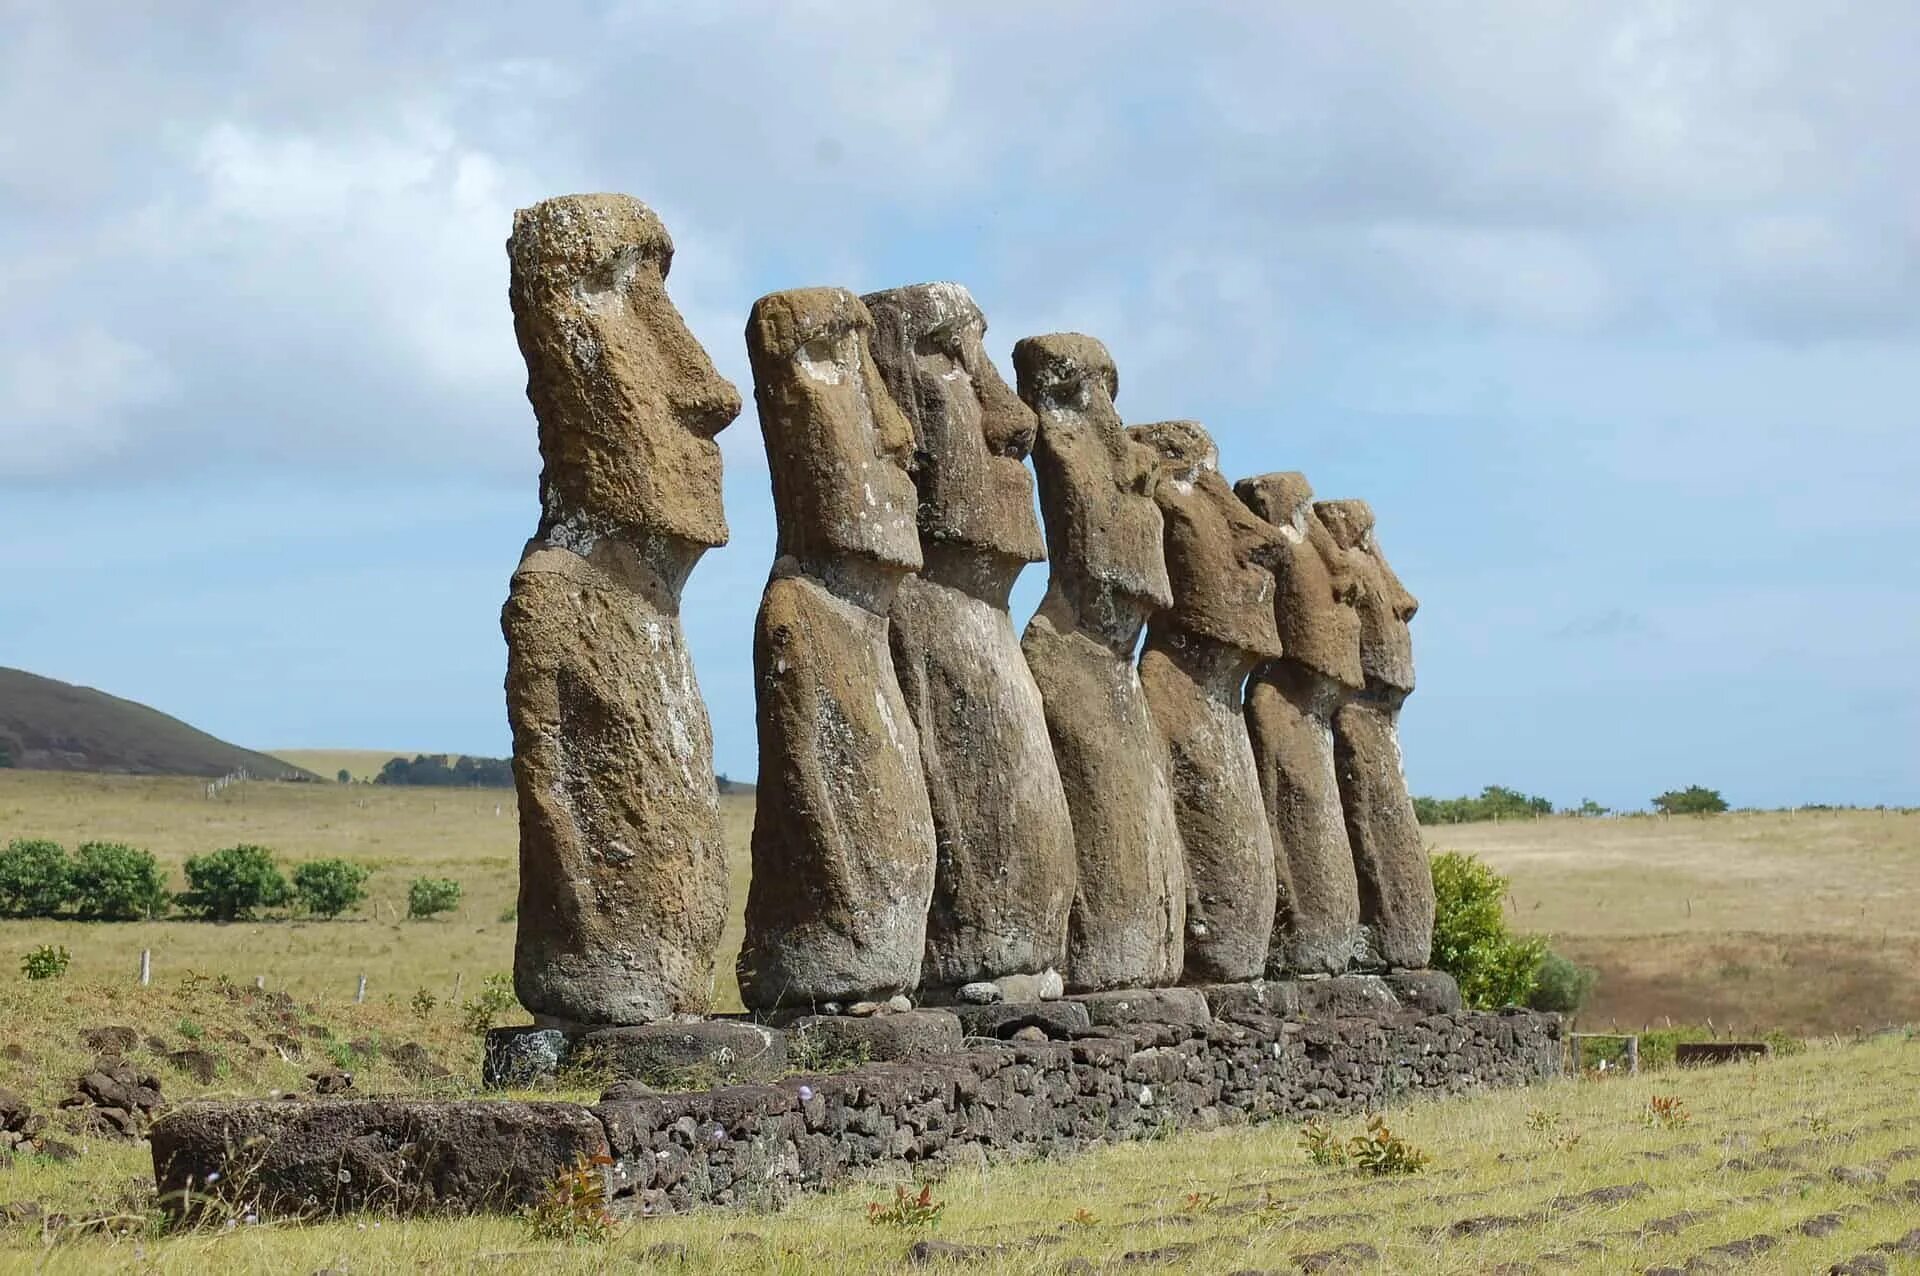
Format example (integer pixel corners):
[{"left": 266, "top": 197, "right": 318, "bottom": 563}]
[
  {"left": 1318, "top": 498, "right": 1434, "bottom": 971},
  {"left": 1131, "top": 420, "right": 1282, "bottom": 985},
  {"left": 1015, "top": 333, "right": 1186, "bottom": 992},
  {"left": 864, "top": 283, "right": 1075, "bottom": 992},
  {"left": 738, "top": 286, "right": 939, "bottom": 1011},
  {"left": 1236, "top": 473, "right": 1368, "bottom": 977},
  {"left": 502, "top": 193, "right": 738, "bottom": 1027}
]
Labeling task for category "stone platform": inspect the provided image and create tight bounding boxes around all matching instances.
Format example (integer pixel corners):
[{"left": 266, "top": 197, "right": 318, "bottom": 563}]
[
  {"left": 482, "top": 973, "right": 1462, "bottom": 1089},
  {"left": 151, "top": 975, "right": 1539, "bottom": 1222}
]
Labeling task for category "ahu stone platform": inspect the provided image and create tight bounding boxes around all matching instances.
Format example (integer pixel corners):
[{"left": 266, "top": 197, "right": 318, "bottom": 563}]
[{"left": 151, "top": 980, "right": 1561, "bottom": 1222}]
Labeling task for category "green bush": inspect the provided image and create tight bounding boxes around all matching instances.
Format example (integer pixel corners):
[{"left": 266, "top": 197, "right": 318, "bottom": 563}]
[
  {"left": 1652, "top": 785, "right": 1728, "bottom": 815},
  {"left": 0, "top": 838, "right": 72, "bottom": 918},
  {"left": 407, "top": 876, "right": 462, "bottom": 920},
  {"left": 292, "top": 859, "right": 372, "bottom": 919},
  {"left": 21, "top": 944, "right": 71, "bottom": 980},
  {"left": 1527, "top": 949, "right": 1597, "bottom": 1014},
  {"left": 1429, "top": 850, "right": 1548, "bottom": 1009},
  {"left": 176, "top": 844, "right": 290, "bottom": 920},
  {"left": 1413, "top": 786, "right": 1555, "bottom": 825},
  {"left": 69, "top": 841, "right": 170, "bottom": 920}
]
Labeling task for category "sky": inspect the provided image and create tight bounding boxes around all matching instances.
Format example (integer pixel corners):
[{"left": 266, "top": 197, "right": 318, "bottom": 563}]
[{"left": 4, "top": 1, "right": 1916, "bottom": 811}]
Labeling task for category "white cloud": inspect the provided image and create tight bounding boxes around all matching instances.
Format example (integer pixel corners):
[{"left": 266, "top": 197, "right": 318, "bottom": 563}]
[{"left": 0, "top": 327, "right": 173, "bottom": 476}]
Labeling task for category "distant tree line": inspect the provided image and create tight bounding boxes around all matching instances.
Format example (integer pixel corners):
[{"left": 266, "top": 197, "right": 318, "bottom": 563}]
[
  {"left": 374, "top": 754, "right": 515, "bottom": 788},
  {"left": 1415, "top": 783, "right": 1746, "bottom": 822}
]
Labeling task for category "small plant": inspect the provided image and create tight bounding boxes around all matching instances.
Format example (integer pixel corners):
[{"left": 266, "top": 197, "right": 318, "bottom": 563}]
[
  {"left": 497, "top": 905, "right": 518, "bottom": 924},
  {"left": 407, "top": 876, "right": 462, "bottom": 920},
  {"left": 69, "top": 842, "right": 170, "bottom": 920},
  {"left": 1525, "top": 1108, "right": 1563, "bottom": 1132},
  {"left": 21, "top": 944, "right": 71, "bottom": 980},
  {"left": 1068, "top": 1208, "right": 1098, "bottom": 1228},
  {"left": 1555, "top": 1131, "right": 1584, "bottom": 1151},
  {"left": 789, "top": 1032, "right": 873, "bottom": 1074},
  {"left": 1347, "top": 1116, "right": 1430, "bottom": 1176},
  {"left": 0, "top": 838, "right": 72, "bottom": 918},
  {"left": 176, "top": 845, "right": 289, "bottom": 921},
  {"left": 176, "top": 1017, "right": 205, "bottom": 1041},
  {"left": 1644, "top": 1095, "right": 1691, "bottom": 1129},
  {"left": 1179, "top": 1191, "right": 1221, "bottom": 1214},
  {"left": 459, "top": 973, "right": 517, "bottom": 1035},
  {"left": 525, "top": 1157, "right": 618, "bottom": 1243},
  {"left": 410, "top": 988, "right": 438, "bottom": 1019},
  {"left": 867, "top": 1183, "right": 944, "bottom": 1229},
  {"left": 1299, "top": 1119, "right": 1348, "bottom": 1167},
  {"left": 291, "top": 859, "right": 372, "bottom": 919}
]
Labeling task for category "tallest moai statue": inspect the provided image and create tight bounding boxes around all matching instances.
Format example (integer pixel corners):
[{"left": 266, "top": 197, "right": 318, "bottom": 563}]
[{"left": 502, "top": 194, "right": 740, "bottom": 1027}]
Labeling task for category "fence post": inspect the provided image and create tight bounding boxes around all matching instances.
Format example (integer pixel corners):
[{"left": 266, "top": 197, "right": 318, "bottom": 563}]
[
  {"left": 139, "top": 949, "right": 151, "bottom": 987},
  {"left": 1627, "top": 1036, "right": 1640, "bottom": 1076},
  {"left": 254, "top": 975, "right": 265, "bottom": 991},
  {"left": 451, "top": 971, "right": 464, "bottom": 1004},
  {"left": 356, "top": 974, "right": 368, "bottom": 1004}
]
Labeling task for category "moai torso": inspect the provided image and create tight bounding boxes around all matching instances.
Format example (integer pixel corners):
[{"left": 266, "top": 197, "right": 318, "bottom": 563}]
[
  {"left": 1318, "top": 498, "right": 1433, "bottom": 971},
  {"left": 502, "top": 194, "right": 739, "bottom": 1026},
  {"left": 738, "top": 287, "right": 938, "bottom": 1011},
  {"left": 864, "top": 283, "right": 1076, "bottom": 994},
  {"left": 1015, "top": 334, "right": 1186, "bottom": 991},
  {"left": 1236, "top": 474, "right": 1367, "bottom": 976},
  {"left": 1131, "top": 422, "right": 1283, "bottom": 985}
]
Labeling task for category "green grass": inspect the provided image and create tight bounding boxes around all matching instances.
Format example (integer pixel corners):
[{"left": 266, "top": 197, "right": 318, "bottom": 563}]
[{"left": 2, "top": 1032, "right": 1918, "bottom": 1271}]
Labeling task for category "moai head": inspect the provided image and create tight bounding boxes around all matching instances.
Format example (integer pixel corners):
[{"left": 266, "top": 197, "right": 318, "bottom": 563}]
[
  {"left": 862, "top": 283, "right": 1046, "bottom": 591},
  {"left": 1129, "top": 420, "right": 1285, "bottom": 662},
  {"left": 508, "top": 194, "right": 741, "bottom": 559},
  {"left": 1315, "top": 499, "right": 1417, "bottom": 693},
  {"left": 1013, "top": 334, "right": 1172, "bottom": 638},
  {"left": 747, "top": 287, "right": 922, "bottom": 582},
  {"left": 1236, "top": 472, "right": 1365, "bottom": 691}
]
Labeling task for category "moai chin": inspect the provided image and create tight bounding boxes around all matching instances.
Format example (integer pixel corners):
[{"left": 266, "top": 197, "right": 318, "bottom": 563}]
[
  {"left": 1236, "top": 473, "right": 1367, "bottom": 976},
  {"left": 501, "top": 193, "right": 740, "bottom": 1027},
  {"left": 1131, "top": 422, "right": 1284, "bottom": 985},
  {"left": 1015, "top": 333, "right": 1186, "bottom": 992},
  {"left": 863, "top": 283, "right": 1076, "bottom": 994},
  {"left": 1317, "top": 498, "right": 1434, "bottom": 971},
  {"left": 738, "top": 287, "right": 939, "bottom": 1011}
]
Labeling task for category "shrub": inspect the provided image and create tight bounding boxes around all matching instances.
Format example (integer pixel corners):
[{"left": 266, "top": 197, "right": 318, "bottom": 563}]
[
  {"left": 0, "top": 838, "right": 72, "bottom": 918},
  {"left": 292, "top": 859, "right": 372, "bottom": 919},
  {"left": 459, "top": 972, "right": 517, "bottom": 1035},
  {"left": 176, "top": 844, "right": 290, "bottom": 920},
  {"left": 69, "top": 841, "right": 170, "bottom": 920},
  {"left": 1429, "top": 850, "right": 1548, "bottom": 1009},
  {"left": 1528, "top": 949, "right": 1597, "bottom": 1014},
  {"left": 408, "top": 876, "right": 462, "bottom": 920},
  {"left": 21, "top": 944, "right": 71, "bottom": 980},
  {"left": 336, "top": 769, "right": 352, "bottom": 784},
  {"left": 1652, "top": 785, "right": 1728, "bottom": 815}
]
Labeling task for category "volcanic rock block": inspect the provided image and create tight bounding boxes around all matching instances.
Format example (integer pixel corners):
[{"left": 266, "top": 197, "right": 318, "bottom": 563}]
[
  {"left": 571, "top": 1021, "right": 788, "bottom": 1086},
  {"left": 1131, "top": 421, "right": 1285, "bottom": 984},
  {"left": 1236, "top": 473, "right": 1367, "bottom": 976},
  {"left": 502, "top": 194, "right": 740, "bottom": 1026},
  {"left": 738, "top": 287, "right": 938, "bottom": 1011},
  {"left": 1015, "top": 334, "right": 1185, "bottom": 991},
  {"left": 151, "top": 1100, "right": 610, "bottom": 1218},
  {"left": 864, "top": 283, "right": 1075, "bottom": 992},
  {"left": 788, "top": 1010, "right": 964, "bottom": 1063},
  {"left": 1319, "top": 498, "right": 1434, "bottom": 971}
]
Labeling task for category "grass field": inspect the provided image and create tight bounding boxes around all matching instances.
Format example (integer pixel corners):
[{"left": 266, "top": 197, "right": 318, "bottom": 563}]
[{"left": 2, "top": 771, "right": 1918, "bottom": 1270}]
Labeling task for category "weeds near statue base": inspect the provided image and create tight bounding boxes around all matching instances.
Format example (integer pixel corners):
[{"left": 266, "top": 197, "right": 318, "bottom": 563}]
[
  {"left": 867, "top": 1184, "right": 944, "bottom": 1229},
  {"left": 525, "top": 1157, "right": 617, "bottom": 1243},
  {"left": 1299, "top": 1115, "right": 1431, "bottom": 1175}
]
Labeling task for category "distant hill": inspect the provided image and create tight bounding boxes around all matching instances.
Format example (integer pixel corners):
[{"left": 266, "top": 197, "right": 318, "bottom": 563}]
[{"left": 0, "top": 668, "right": 314, "bottom": 780}]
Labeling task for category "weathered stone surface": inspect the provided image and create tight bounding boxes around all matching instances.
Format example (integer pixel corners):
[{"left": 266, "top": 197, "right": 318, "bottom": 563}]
[
  {"left": 1236, "top": 474, "right": 1365, "bottom": 976},
  {"left": 1015, "top": 334, "right": 1183, "bottom": 991},
  {"left": 1194, "top": 981, "right": 1302, "bottom": 1021},
  {"left": 503, "top": 194, "right": 739, "bottom": 1026},
  {"left": 952, "top": 1000, "right": 1093, "bottom": 1041},
  {"left": 1384, "top": 969, "right": 1463, "bottom": 1015},
  {"left": 1071, "top": 988, "right": 1212, "bottom": 1030},
  {"left": 1132, "top": 421, "right": 1283, "bottom": 984},
  {"left": 572, "top": 1021, "right": 787, "bottom": 1085},
  {"left": 482, "top": 1026, "right": 568, "bottom": 1088},
  {"left": 868, "top": 282, "right": 1075, "bottom": 993},
  {"left": 1288, "top": 975, "right": 1400, "bottom": 1018},
  {"left": 151, "top": 1100, "right": 610, "bottom": 1217},
  {"left": 790, "top": 1010, "right": 963, "bottom": 1063},
  {"left": 739, "top": 288, "right": 937, "bottom": 1011},
  {"left": 1319, "top": 499, "right": 1433, "bottom": 970}
]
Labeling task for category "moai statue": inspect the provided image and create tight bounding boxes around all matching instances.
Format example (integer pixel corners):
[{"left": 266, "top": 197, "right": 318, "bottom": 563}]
[
  {"left": 863, "top": 283, "right": 1076, "bottom": 995},
  {"left": 1131, "top": 422, "right": 1285, "bottom": 985},
  {"left": 502, "top": 194, "right": 740, "bottom": 1026},
  {"left": 1235, "top": 474, "right": 1367, "bottom": 976},
  {"left": 1015, "top": 334, "right": 1185, "bottom": 991},
  {"left": 1317, "top": 499, "right": 1434, "bottom": 971},
  {"left": 738, "top": 287, "right": 939, "bottom": 1011}
]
